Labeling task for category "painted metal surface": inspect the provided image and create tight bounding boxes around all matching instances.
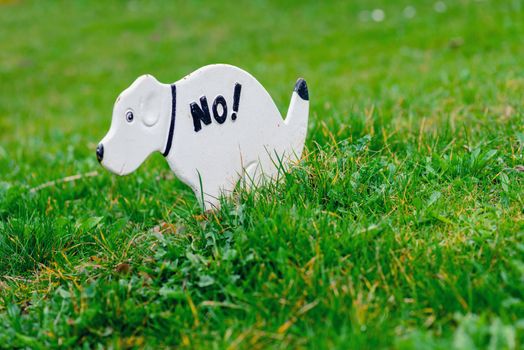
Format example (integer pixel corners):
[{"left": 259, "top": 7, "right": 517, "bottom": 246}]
[{"left": 98, "top": 64, "right": 309, "bottom": 209}]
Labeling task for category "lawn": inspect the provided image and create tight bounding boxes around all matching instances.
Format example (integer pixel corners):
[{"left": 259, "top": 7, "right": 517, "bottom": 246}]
[{"left": 0, "top": 0, "right": 523, "bottom": 348}]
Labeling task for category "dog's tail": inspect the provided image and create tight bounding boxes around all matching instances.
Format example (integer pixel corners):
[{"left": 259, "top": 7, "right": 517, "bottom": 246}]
[{"left": 283, "top": 78, "right": 309, "bottom": 160}]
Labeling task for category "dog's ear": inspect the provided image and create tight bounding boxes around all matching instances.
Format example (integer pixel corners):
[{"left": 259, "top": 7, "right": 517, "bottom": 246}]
[{"left": 136, "top": 75, "right": 162, "bottom": 127}]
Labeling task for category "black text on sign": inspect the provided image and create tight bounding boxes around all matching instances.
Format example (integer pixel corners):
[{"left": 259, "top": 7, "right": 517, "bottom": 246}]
[{"left": 190, "top": 83, "right": 242, "bottom": 132}]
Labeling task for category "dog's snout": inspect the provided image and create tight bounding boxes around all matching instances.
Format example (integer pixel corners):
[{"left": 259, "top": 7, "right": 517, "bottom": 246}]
[{"left": 96, "top": 143, "right": 104, "bottom": 163}]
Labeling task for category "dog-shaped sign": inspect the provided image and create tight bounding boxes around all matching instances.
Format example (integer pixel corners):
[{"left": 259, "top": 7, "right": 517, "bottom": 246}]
[{"left": 97, "top": 64, "right": 309, "bottom": 209}]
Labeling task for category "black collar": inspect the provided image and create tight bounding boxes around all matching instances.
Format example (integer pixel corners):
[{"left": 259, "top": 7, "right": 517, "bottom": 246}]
[{"left": 162, "top": 84, "right": 176, "bottom": 157}]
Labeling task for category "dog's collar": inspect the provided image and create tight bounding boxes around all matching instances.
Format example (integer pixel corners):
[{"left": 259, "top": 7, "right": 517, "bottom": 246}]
[{"left": 162, "top": 84, "right": 176, "bottom": 157}]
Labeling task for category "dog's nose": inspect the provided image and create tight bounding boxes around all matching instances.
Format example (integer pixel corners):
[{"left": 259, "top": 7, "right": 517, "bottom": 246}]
[{"left": 96, "top": 143, "right": 104, "bottom": 163}]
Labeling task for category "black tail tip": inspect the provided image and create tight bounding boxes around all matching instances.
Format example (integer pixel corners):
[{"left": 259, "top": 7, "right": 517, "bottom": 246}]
[{"left": 294, "top": 78, "right": 309, "bottom": 101}]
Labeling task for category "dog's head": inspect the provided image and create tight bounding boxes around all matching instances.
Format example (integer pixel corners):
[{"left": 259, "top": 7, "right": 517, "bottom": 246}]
[{"left": 97, "top": 75, "right": 170, "bottom": 175}]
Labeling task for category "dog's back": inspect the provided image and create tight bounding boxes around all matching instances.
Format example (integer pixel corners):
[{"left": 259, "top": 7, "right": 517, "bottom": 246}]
[{"left": 166, "top": 64, "right": 308, "bottom": 209}]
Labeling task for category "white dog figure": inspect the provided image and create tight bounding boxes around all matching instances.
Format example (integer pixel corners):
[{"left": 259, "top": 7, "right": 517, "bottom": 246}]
[{"left": 97, "top": 64, "right": 309, "bottom": 210}]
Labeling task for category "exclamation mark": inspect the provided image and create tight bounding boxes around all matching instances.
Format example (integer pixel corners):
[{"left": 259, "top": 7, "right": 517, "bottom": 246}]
[{"left": 231, "top": 83, "right": 242, "bottom": 121}]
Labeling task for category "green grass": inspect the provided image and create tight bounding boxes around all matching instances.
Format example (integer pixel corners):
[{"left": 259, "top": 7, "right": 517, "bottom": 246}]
[{"left": 1, "top": 0, "right": 523, "bottom": 348}]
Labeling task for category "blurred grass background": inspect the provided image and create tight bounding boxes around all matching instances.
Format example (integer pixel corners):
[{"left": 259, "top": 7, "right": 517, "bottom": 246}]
[{"left": 0, "top": 0, "right": 523, "bottom": 348}]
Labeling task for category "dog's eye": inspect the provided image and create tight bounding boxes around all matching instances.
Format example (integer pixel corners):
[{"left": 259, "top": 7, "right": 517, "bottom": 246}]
[{"left": 125, "top": 110, "right": 134, "bottom": 123}]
